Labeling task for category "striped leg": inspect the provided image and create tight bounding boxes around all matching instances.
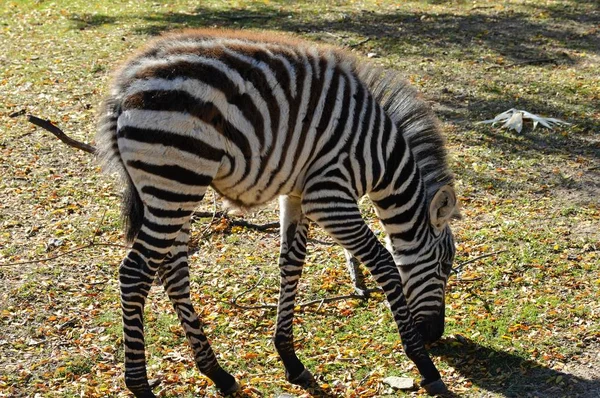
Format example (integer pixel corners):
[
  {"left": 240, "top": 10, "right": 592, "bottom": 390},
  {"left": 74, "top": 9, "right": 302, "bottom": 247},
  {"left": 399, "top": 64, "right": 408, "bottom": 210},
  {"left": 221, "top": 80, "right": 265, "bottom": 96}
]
[
  {"left": 157, "top": 224, "right": 238, "bottom": 395},
  {"left": 302, "top": 186, "right": 444, "bottom": 389},
  {"left": 273, "top": 195, "right": 314, "bottom": 385},
  {"left": 120, "top": 214, "right": 185, "bottom": 398}
]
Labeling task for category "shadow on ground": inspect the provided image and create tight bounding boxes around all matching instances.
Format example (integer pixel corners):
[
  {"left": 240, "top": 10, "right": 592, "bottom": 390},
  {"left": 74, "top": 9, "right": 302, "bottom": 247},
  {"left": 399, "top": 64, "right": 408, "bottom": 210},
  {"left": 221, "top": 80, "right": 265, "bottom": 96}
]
[
  {"left": 430, "top": 336, "right": 600, "bottom": 397},
  {"left": 69, "top": 3, "right": 600, "bottom": 61},
  {"left": 69, "top": 3, "right": 599, "bottom": 133}
]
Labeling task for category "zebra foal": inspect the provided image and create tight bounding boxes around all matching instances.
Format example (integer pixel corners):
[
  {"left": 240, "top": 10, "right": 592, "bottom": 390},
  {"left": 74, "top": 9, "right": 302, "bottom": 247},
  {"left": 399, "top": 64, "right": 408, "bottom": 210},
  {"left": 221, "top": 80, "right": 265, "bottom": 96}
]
[{"left": 97, "top": 29, "right": 458, "bottom": 396}]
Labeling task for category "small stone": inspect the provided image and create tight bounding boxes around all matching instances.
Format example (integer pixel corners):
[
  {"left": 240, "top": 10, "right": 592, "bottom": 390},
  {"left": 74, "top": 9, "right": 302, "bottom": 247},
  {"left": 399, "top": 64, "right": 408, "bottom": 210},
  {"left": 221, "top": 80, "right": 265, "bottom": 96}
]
[{"left": 382, "top": 376, "right": 415, "bottom": 390}]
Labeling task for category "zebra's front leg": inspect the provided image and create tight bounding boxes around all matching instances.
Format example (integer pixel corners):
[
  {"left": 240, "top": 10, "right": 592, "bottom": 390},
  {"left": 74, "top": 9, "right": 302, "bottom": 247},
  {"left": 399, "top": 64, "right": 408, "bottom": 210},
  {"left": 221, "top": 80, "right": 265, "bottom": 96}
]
[
  {"left": 303, "top": 192, "right": 446, "bottom": 395},
  {"left": 158, "top": 225, "right": 239, "bottom": 395},
  {"left": 273, "top": 195, "right": 315, "bottom": 386}
]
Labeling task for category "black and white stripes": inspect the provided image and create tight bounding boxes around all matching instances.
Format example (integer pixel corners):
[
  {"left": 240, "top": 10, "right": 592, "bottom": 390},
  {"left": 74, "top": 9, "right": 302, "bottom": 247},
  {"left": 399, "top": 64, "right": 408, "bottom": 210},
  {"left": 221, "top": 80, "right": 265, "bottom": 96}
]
[{"left": 97, "top": 29, "right": 458, "bottom": 397}]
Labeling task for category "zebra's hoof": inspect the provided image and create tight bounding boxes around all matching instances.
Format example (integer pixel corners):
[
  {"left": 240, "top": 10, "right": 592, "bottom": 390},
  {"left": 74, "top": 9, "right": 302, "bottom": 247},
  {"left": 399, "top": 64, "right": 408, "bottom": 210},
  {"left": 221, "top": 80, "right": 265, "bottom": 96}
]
[
  {"left": 288, "top": 368, "right": 316, "bottom": 387},
  {"left": 421, "top": 378, "right": 448, "bottom": 396},
  {"left": 220, "top": 380, "right": 241, "bottom": 396},
  {"left": 130, "top": 388, "right": 157, "bottom": 398},
  {"left": 354, "top": 287, "right": 370, "bottom": 298}
]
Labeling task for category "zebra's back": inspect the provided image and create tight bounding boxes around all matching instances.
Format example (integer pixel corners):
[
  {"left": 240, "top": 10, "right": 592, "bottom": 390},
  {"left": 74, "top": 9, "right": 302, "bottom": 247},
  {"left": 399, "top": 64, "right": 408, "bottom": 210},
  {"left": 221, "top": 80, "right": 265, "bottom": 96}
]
[{"left": 97, "top": 30, "right": 387, "bottom": 209}]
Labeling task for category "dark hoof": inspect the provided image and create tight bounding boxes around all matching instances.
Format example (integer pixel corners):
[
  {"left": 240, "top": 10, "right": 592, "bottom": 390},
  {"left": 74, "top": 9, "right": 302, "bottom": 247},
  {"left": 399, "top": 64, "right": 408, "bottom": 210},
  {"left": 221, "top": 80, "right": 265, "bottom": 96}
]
[
  {"left": 421, "top": 379, "right": 448, "bottom": 396},
  {"left": 288, "top": 368, "right": 316, "bottom": 387},
  {"left": 220, "top": 380, "right": 241, "bottom": 396},
  {"left": 129, "top": 388, "right": 157, "bottom": 398}
]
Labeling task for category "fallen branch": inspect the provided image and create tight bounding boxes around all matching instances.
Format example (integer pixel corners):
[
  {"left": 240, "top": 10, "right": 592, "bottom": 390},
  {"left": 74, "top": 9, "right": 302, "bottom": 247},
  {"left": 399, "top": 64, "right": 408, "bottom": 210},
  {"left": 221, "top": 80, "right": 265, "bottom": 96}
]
[
  {"left": 214, "top": 14, "right": 277, "bottom": 21},
  {"left": 26, "top": 115, "right": 96, "bottom": 154},
  {"left": 348, "top": 37, "right": 371, "bottom": 48},
  {"left": 9, "top": 109, "right": 26, "bottom": 118},
  {"left": 464, "top": 285, "right": 493, "bottom": 314},
  {"left": 230, "top": 219, "right": 279, "bottom": 232},
  {"left": 451, "top": 250, "right": 508, "bottom": 282},
  {"left": 193, "top": 210, "right": 280, "bottom": 232},
  {"left": 486, "top": 58, "right": 558, "bottom": 70},
  {"left": 453, "top": 250, "right": 507, "bottom": 272}
]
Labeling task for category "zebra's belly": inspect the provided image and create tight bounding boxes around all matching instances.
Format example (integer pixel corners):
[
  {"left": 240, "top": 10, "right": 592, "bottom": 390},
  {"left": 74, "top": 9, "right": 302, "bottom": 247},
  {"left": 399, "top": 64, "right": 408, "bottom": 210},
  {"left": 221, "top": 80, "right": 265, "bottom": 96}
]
[{"left": 211, "top": 156, "right": 305, "bottom": 208}]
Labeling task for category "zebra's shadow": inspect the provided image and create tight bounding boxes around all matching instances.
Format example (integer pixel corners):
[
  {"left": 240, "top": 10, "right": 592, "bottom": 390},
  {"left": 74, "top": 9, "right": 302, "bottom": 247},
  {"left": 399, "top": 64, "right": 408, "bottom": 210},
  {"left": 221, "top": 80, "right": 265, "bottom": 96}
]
[{"left": 430, "top": 335, "right": 599, "bottom": 397}]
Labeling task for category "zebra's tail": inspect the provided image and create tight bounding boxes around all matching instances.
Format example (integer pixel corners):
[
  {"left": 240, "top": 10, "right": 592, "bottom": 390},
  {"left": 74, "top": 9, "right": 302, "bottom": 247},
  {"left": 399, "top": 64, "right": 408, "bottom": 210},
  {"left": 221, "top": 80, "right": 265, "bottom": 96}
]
[{"left": 96, "top": 96, "right": 144, "bottom": 243}]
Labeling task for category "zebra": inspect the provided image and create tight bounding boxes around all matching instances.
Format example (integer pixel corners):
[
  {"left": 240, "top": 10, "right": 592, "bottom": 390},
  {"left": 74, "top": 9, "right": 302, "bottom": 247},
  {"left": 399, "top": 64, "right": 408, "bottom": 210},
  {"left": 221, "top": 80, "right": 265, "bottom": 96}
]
[{"left": 96, "top": 29, "right": 459, "bottom": 397}]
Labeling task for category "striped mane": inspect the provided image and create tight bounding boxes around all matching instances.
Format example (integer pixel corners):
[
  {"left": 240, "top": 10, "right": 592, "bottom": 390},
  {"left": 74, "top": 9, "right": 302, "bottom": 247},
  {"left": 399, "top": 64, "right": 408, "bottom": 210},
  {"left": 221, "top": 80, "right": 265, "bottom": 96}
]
[{"left": 358, "top": 66, "right": 454, "bottom": 202}]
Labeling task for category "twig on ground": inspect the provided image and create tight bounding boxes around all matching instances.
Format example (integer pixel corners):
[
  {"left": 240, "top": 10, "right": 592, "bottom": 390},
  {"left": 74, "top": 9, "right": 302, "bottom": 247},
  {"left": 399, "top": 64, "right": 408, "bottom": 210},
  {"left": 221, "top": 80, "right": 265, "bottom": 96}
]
[
  {"left": 26, "top": 115, "right": 96, "bottom": 154},
  {"left": 9, "top": 109, "right": 27, "bottom": 118},
  {"left": 86, "top": 279, "right": 108, "bottom": 286},
  {"left": 193, "top": 210, "right": 280, "bottom": 234},
  {"left": 348, "top": 37, "right": 371, "bottom": 48},
  {"left": 324, "top": 31, "right": 347, "bottom": 40},
  {"left": 486, "top": 58, "right": 557, "bottom": 70},
  {"left": 464, "top": 285, "right": 493, "bottom": 313},
  {"left": 452, "top": 250, "right": 508, "bottom": 282},
  {"left": 192, "top": 210, "right": 225, "bottom": 220},
  {"left": 214, "top": 14, "right": 276, "bottom": 21},
  {"left": 230, "top": 219, "right": 279, "bottom": 232},
  {"left": 230, "top": 275, "right": 275, "bottom": 310},
  {"left": 296, "top": 288, "right": 380, "bottom": 308}
]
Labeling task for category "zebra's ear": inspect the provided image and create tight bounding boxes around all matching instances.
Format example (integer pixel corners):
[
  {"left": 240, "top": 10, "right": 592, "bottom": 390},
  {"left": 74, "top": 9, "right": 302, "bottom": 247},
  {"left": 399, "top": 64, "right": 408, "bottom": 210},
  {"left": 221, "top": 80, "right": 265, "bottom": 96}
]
[{"left": 429, "top": 185, "right": 458, "bottom": 231}]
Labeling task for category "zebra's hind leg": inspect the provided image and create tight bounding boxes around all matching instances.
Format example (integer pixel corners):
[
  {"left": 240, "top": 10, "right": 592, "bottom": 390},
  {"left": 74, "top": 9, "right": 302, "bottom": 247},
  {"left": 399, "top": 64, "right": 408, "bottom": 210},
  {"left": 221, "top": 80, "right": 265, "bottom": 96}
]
[
  {"left": 120, "top": 213, "right": 187, "bottom": 398},
  {"left": 301, "top": 185, "right": 446, "bottom": 394},
  {"left": 158, "top": 223, "right": 239, "bottom": 395},
  {"left": 273, "top": 195, "right": 315, "bottom": 386}
]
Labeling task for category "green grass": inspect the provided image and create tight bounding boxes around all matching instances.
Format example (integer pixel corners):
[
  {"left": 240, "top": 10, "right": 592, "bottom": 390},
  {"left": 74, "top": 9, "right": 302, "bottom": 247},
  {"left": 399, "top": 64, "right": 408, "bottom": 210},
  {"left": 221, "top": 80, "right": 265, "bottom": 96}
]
[{"left": 1, "top": 0, "right": 599, "bottom": 397}]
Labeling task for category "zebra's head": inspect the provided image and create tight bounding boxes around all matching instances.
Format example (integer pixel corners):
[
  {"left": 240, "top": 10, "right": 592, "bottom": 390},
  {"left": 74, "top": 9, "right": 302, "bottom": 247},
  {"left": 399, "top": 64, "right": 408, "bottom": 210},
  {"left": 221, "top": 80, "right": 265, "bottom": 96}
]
[{"left": 387, "top": 185, "right": 458, "bottom": 345}]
